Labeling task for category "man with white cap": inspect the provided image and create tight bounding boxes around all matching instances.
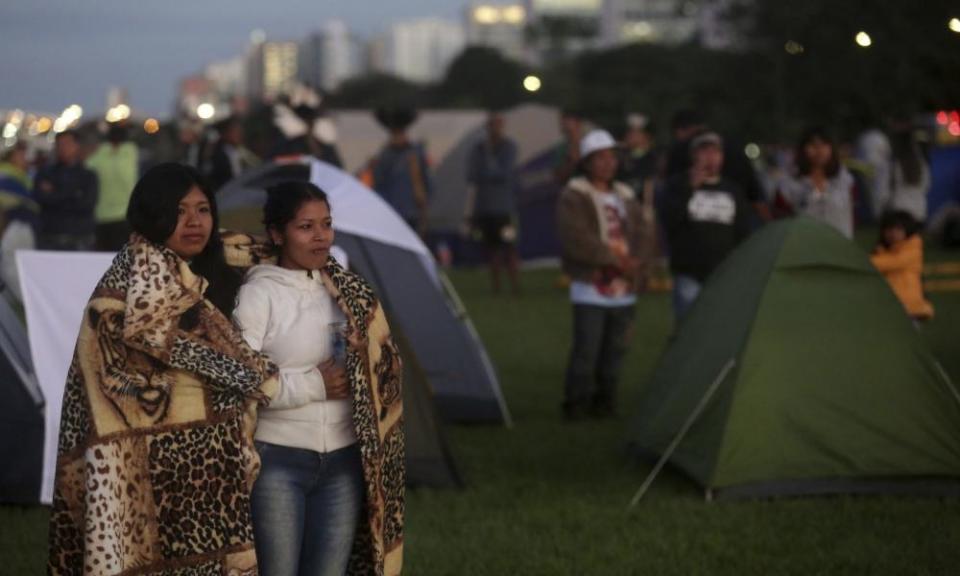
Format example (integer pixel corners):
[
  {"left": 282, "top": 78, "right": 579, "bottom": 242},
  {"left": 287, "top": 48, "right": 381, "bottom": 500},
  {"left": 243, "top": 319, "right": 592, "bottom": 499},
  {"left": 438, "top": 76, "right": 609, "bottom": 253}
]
[
  {"left": 556, "top": 128, "right": 652, "bottom": 420},
  {"left": 660, "top": 131, "right": 752, "bottom": 323}
]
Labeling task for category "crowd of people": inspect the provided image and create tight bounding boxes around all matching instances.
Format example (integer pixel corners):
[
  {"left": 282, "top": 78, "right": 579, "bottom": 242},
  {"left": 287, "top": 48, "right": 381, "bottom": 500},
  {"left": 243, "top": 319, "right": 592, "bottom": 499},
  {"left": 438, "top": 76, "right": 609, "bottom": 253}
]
[
  {"left": 0, "top": 94, "right": 936, "bottom": 574},
  {"left": 538, "top": 107, "right": 936, "bottom": 421}
]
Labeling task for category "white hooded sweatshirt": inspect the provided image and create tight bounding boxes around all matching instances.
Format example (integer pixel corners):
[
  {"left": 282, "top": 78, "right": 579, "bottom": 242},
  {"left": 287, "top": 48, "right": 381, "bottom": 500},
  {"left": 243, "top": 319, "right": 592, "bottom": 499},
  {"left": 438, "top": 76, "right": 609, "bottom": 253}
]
[{"left": 233, "top": 264, "right": 356, "bottom": 453}]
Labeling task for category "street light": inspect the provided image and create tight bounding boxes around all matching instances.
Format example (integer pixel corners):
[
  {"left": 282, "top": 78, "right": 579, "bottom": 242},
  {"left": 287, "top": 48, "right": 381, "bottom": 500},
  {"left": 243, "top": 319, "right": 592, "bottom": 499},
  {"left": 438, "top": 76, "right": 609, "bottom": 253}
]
[
  {"left": 144, "top": 118, "right": 160, "bottom": 134},
  {"left": 523, "top": 75, "right": 542, "bottom": 93},
  {"left": 855, "top": 31, "right": 872, "bottom": 48},
  {"left": 196, "top": 103, "right": 216, "bottom": 120},
  {"left": 950, "top": 18, "right": 960, "bottom": 33}
]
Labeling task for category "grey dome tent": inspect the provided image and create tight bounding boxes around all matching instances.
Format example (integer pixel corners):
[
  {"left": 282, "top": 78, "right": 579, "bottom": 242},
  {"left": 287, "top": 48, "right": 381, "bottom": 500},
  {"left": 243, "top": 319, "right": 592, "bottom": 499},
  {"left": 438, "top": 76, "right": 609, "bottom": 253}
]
[
  {"left": 0, "top": 294, "right": 44, "bottom": 503},
  {"left": 217, "top": 157, "right": 511, "bottom": 426}
]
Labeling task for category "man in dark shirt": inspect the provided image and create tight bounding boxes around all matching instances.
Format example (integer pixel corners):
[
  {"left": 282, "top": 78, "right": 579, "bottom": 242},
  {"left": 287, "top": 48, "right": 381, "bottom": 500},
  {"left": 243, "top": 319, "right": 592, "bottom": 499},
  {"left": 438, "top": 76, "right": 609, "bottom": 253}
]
[
  {"left": 34, "top": 130, "right": 98, "bottom": 251},
  {"left": 660, "top": 132, "right": 751, "bottom": 323},
  {"left": 466, "top": 112, "right": 520, "bottom": 294},
  {"left": 663, "top": 108, "right": 769, "bottom": 222},
  {"left": 208, "top": 117, "right": 260, "bottom": 191},
  {"left": 371, "top": 107, "right": 433, "bottom": 236}
]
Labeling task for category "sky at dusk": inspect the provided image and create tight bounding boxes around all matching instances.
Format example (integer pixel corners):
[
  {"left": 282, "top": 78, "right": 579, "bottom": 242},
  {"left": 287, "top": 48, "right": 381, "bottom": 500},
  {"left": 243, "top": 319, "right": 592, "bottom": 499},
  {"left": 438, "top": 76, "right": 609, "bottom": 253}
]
[{"left": 1, "top": 0, "right": 465, "bottom": 117}]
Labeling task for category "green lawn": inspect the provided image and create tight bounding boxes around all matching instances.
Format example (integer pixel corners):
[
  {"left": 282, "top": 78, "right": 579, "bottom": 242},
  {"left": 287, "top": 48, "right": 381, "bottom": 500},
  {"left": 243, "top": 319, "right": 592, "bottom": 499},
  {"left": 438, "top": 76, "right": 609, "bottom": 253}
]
[{"left": 5, "top": 259, "right": 960, "bottom": 575}]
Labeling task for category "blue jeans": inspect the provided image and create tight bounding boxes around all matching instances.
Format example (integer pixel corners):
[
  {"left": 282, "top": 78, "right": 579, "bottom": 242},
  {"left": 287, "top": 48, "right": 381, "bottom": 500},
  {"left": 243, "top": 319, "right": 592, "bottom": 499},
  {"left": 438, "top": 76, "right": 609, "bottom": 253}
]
[
  {"left": 672, "top": 274, "right": 703, "bottom": 325},
  {"left": 563, "top": 304, "right": 635, "bottom": 416},
  {"left": 251, "top": 442, "right": 365, "bottom": 576}
]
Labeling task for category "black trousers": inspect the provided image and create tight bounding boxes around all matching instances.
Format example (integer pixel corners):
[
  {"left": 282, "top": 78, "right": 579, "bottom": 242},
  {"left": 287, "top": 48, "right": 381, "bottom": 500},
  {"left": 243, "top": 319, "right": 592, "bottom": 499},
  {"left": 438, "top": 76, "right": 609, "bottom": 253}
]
[{"left": 563, "top": 303, "right": 635, "bottom": 413}]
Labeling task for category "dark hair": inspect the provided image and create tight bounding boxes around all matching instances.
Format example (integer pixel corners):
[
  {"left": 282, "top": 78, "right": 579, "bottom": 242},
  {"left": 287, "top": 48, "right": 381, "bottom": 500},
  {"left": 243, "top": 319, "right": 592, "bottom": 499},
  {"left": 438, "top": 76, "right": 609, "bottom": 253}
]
[
  {"left": 1, "top": 141, "right": 26, "bottom": 162},
  {"left": 107, "top": 123, "right": 129, "bottom": 144},
  {"left": 670, "top": 108, "right": 705, "bottom": 132},
  {"left": 796, "top": 126, "right": 840, "bottom": 178},
  {"left": 126, "top": 162, "right": 240, "bottom": 315},
  {"left": 215, "top": 116, "right": 242, "bottom": 136},
  {"left": 55, "top": 129, "right": 80, "bottom": 143},
  {"left": 891, "top": 128, "right": 924, "bottom": 186},
  {"left": 878, "top": 209, "right": 921, "bottom": 247},
  {"left": 262, "top": 181, "right": 331, "bottom": 248}
]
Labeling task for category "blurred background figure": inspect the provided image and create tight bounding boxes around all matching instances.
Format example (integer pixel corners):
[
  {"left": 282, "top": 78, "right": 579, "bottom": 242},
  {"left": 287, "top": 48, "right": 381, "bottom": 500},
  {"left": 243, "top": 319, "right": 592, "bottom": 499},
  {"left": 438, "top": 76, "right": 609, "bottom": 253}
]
[
  {"left": 87, "top": 122, "right": 138, "bottom": 251},
  {"left": 663, "top": 108, "right": 707, "bottom": 179},
  {"left": 271, "top": 85, "right": 343, "bottom": 167},
  {"left": 557, "top": 129, "right": 648, "bottom": 421},
  {"left": 208, "top": 116, "right": 260, "bottom": 191},
  {"left": 776, "top": 126, "right": 855, "bottom": 239},
  {"left": 34, "top": 130, "right": 98, "bottom": 251},
  {"left": 664, "top": 108, "right": 769, "bottom": 222},
  {"left": 0, "top": 142, "right": 39, "bottom": 300},
  {"left": 618, "top": 113, "right": 658, "bottom": 205},
  {"left": 0, "top": 142, "right": 34, "bottom": 216},
  {"left": 661, "top": 131, "right": 751, "bottom": 322},
  {"left": 856, "top": 119, "right": 892, "bottom": 222},
  {"left": 888, "top": 120, "right": 931, "bottom": 224},
  {"left": 370, "top": 106, "right": 432, "bottom": 235},
  {"left": 871, "top": 210, "right": 934, "bottom": 323},
  {"left": 553, "top": 109, "right": 584, "bottom": 185},
  {"left": 465, "top": 111, "right": 520, "bottom": 295},
  {"left": 177, "top": 120, "right": 205, "bottom": 169}
]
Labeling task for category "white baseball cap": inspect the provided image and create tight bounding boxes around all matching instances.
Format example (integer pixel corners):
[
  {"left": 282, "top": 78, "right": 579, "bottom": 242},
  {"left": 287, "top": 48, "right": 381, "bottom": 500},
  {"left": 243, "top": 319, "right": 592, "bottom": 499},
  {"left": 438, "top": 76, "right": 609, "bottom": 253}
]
[{"left": 579, "top": 129, "right": 618, "bottom": 159}]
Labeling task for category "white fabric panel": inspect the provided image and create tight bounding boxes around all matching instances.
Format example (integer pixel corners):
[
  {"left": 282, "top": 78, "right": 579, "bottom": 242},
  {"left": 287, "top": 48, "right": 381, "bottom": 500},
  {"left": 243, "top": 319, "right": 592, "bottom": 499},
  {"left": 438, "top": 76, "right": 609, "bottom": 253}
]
[
  {"left": 17, "top": 245, "right": 349, "bottom": 504},
  {"left": 17, "top": 250, "right": 114, "bottom": 504}
]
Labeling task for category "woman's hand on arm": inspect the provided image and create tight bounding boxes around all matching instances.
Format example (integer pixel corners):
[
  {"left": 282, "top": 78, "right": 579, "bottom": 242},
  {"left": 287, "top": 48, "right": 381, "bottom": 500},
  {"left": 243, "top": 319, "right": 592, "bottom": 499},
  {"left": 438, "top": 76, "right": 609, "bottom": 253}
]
[{"left": 318, "top": 358, "right": 350, "bottom": 400}]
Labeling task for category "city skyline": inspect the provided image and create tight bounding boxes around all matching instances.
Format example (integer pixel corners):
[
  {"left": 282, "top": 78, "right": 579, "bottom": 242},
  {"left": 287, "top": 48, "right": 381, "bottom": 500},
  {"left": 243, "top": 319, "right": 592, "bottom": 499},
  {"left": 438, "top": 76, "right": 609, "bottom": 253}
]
[{"left": 1, "top": 0, "right": 466, "bottom": 116}]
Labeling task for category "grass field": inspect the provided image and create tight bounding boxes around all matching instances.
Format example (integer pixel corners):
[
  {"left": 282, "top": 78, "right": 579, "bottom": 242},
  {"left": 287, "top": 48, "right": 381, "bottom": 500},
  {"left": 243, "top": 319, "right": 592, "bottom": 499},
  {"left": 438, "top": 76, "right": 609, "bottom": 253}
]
[{"left": 4, "top": 249, "right": 960, "bottom": 575}]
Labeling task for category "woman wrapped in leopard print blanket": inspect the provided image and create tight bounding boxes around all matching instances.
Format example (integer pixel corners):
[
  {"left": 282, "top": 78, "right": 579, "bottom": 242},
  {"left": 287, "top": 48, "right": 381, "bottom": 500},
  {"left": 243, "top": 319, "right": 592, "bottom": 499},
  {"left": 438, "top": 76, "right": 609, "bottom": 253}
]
[
  {"left": 224, "top": 228, "right": 405, "bottom": 576},
  {"left": 48, "top": 164, "right": 281, "bottom": 575}
]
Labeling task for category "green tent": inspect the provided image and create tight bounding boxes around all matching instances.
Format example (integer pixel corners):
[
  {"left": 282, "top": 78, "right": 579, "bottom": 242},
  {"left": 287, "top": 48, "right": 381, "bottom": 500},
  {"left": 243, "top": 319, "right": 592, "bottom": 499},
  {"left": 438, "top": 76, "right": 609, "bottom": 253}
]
[{"left": 630, "top": 217, "right": 960, "bottom": 500}]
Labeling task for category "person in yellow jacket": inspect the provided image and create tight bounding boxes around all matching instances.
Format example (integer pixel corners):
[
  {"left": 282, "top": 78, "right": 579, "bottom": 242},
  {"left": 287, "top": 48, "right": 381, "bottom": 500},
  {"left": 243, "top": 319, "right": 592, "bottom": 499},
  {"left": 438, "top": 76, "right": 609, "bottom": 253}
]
[
  {"left": 871, "top": 210, "right": 934, "bottom": 321},
  {"left": 87, "top": 123, "right": 139, "bottom": 250}
]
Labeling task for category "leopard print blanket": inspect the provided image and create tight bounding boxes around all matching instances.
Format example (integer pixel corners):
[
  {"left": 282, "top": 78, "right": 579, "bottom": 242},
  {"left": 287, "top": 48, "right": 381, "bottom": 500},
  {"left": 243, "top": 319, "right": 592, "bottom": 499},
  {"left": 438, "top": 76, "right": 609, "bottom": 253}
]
[
  {"left": 47, "top": 234, "right": 280, "bottom": 575},
  {"left": 224, "top": 231, "right": 405, "bottom": 576}
]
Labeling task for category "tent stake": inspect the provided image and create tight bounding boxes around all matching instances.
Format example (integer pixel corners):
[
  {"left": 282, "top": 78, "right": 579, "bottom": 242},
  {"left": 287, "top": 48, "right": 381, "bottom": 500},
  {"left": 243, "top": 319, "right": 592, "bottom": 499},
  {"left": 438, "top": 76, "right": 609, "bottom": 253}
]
[{"left": 628, "top": 358, "right": 736, "bottom": 510}]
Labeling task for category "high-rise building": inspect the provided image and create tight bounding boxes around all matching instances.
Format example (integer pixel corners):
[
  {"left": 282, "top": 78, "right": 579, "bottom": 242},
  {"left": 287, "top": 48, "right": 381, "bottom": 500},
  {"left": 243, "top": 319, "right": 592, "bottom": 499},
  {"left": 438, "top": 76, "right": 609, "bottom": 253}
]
[
  {"left": 465, "top": 3, "right": 529, "bottom": 63},
  {"left": 106, "top": 87, "right": 128, "bottom": 110},
  {"left": 206, "top": 58, "right": 246, "bottom": 99},
  {"left": 527, "top": 0, "right": 602, "bottom": 17},
  {"left": 524, "top": 0, "right": 603, "bottom": 62},
  {"left": 382, "top": 18, "right": 466, "bottom": 83},
  {"left": 698, "top": 0, "right": 742, "bottom": 50},
  {"left": 299, "top": 20, "right": 365, "bottom": 92},
  {"left": 246, "top": 38, "right": 298, "bottom": 101},
  {"left": 600, "top": 0, "right": 700, "bottom": 46}
]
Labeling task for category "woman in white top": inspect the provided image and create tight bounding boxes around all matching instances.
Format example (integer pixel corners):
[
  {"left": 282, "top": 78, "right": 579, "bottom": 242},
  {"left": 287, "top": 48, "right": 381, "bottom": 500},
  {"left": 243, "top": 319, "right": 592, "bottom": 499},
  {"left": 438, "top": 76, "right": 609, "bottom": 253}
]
[
  {"left": 233, "top": 182, "right": 401, "bottom": 576},
  {"left": 889, "top": 125, "right": 930, "bottom": 223},
  {"left": 777, "top": 127, "right": 855, "bottom": 239}
]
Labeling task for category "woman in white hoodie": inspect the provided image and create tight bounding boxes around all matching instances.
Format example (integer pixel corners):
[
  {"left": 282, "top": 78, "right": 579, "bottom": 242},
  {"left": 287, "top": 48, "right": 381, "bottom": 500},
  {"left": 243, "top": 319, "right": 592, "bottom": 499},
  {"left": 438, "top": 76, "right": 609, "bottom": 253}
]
[{"left": 233, "top": 182, "right": 404, "bottom": 576}]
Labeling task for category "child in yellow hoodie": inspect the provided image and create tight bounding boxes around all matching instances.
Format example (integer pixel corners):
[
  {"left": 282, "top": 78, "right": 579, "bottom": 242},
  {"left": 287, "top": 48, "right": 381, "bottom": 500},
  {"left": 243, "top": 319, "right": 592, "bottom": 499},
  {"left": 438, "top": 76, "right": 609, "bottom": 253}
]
[{"left": 871, "top": 210, "right": 934, "bottom": 321}]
